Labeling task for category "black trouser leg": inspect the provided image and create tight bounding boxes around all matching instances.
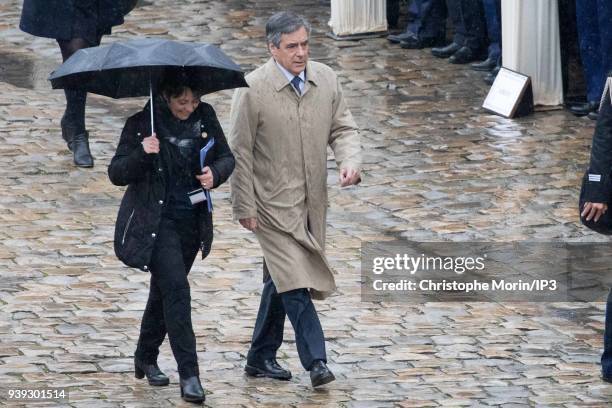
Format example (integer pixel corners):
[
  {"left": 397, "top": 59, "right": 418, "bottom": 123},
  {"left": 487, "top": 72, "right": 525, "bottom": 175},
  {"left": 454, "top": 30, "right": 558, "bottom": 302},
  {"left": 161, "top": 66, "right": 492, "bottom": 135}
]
[
  {"left": 446, "top": 0, "right": 466, "bottom": 45},
  {"left": 280, "top": 287, "right": 327, "bottom": 371},
  {"left": 248, "top": 266, "right": 286, "bottom": 364},
  {"left": 136, "top": 216, "right": 200, "bottom": 378},
  {"left": 248, "top": 272, "right": 327, "bottom": 370},
  {"left": 458, "top": 0, "right": 487, "bottom": 51},
  {"left": 135, "top": 277, "right": 166, "bottom": 364},
  {"left": 412, "top": 0, "right": 448, "bottom": 40}
]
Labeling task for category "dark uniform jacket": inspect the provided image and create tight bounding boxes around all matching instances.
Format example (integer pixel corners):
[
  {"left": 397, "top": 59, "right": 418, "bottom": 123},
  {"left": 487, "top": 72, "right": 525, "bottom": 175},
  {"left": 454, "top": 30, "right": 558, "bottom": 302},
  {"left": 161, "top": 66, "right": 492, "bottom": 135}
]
[
  {"left": 584, "top": 93, "right": 612, "bottom": 204},
  {"left": 19, "top": 0, "right": 135, "bottom": 40},
  {"left": 108, "top": 102, "right": 235, "bottom": 272}
]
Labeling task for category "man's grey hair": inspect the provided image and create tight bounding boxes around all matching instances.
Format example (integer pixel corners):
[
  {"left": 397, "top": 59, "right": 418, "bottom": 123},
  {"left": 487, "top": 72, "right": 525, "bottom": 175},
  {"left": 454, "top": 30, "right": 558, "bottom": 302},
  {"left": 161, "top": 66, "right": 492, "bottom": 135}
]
[{"left": 266, "top": 11, "right": 311, "bottom": 48}]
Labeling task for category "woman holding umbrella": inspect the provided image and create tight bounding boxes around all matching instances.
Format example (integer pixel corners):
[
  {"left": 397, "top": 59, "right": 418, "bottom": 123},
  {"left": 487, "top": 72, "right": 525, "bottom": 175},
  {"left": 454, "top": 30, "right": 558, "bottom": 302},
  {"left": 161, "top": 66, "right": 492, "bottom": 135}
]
[
  {"left": 20, "top": 0, "right": 136, "bottom": 167},
  {"left": 108, "top": 69, "right": 235, "bottom": 404}
]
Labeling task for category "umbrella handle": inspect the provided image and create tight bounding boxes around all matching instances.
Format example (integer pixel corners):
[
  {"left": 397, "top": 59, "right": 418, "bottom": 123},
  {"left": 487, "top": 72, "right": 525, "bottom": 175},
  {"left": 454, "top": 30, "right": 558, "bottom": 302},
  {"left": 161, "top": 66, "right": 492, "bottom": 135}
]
[{"left": 149, "top": 79, "right": 155, "bottom": 135}]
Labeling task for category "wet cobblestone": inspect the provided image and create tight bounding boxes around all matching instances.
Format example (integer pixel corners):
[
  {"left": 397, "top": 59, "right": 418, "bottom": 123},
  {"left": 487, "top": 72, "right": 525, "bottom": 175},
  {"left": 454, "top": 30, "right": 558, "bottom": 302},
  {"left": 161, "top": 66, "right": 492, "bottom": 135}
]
[{"left": 0, "top": 0, "right": 610, "bottom": 407}]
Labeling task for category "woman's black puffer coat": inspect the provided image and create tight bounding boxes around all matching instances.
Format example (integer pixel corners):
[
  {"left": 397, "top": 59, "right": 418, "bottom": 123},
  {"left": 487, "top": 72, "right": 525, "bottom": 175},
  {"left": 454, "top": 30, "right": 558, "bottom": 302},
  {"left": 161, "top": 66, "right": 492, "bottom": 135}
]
[{"left": 108, "top": 101, "right": 235, "bottom": 272}]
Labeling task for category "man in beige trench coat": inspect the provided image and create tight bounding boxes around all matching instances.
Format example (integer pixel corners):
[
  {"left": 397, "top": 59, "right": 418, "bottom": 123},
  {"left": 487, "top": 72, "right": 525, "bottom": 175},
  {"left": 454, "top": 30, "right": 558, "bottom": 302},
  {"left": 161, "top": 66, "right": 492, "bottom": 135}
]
[{"left": 229, "top": 11, "right": 361, "bottom": 388}]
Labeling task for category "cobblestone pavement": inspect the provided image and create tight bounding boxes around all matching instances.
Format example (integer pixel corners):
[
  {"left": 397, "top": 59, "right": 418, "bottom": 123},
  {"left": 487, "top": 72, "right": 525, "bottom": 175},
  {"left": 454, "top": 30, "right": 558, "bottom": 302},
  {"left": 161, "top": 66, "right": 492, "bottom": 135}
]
[{"left": 1, "top": 1, "right": 611, "bottom": 407}]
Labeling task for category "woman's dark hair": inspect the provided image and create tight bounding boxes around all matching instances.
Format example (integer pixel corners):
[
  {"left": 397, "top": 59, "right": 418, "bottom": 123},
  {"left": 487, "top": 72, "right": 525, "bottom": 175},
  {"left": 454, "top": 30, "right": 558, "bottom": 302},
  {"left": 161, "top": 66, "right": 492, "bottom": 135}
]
[{"left": 159, "top": 69, "right": 203, "bottom": 99}]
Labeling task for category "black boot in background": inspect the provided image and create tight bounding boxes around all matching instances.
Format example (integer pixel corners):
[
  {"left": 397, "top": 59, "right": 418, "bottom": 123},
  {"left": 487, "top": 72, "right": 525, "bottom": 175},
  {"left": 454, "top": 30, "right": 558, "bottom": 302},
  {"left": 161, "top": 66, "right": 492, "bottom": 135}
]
[
  {"left": 72, "top": 131, "right": 94, "bottom": 168},
  {"left": 61, "top": 88, "right": 87, "bottom": 151}
]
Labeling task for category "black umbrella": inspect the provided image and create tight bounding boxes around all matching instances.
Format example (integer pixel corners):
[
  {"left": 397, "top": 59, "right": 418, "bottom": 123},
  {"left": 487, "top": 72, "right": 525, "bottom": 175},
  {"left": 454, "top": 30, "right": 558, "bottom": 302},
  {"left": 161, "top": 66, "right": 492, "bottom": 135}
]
[{"left": 49, "top": 38, "right": 248, "bottom": 131}]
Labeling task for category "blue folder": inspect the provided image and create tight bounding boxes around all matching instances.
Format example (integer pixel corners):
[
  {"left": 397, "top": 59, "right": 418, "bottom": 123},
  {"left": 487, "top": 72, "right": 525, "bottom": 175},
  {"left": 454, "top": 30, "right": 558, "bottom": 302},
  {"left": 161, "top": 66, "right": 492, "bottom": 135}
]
[{"left": 200, "top": 138, "right": 215, "bottom": 212}]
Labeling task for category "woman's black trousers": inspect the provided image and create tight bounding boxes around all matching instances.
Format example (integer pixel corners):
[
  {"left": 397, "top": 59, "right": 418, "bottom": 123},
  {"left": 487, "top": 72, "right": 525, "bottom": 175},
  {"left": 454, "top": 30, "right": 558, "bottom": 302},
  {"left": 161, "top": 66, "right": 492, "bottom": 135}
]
[{"left": 134, "top": 214, "right": 200, "bottom": 378}]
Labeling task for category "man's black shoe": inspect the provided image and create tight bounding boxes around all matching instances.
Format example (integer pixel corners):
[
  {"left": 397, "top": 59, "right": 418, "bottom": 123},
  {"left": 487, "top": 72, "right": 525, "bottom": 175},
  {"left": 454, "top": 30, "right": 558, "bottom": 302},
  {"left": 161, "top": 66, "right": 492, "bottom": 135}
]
[
  {"left": 589, "top": 110, "right": 599, "bottom": 121},
  {"left": 400, "top": 36, "right": 445, "bottom": 49},
  {"left": 567, "top": 101, "right": 599, "bottom": 117},
  {"left": 309, "top": 360, "right": 335, "bottom": 388},
  {"left": 471, "top": 56, "right": 498, "bottom": 71},
  {"left": 449, "top": 47, "right": 485, "bottom": 64},
  {"left": 245, "top": 358, "right": 292, "bottom": 380},
  {"left": 72, "top": 131, "right": 94, "bottom": 168},
  {"left": 180, "top": 376, "right": 205, "bottom": 404},
  {"left": 431, "top": 42, "right": 461, "bottom": 58},
  {"left": 387, "top": 31, "right": 418, "bottom": 44},
  {"left": 134, "top": 358, "right": 170, "bottom": 386}
]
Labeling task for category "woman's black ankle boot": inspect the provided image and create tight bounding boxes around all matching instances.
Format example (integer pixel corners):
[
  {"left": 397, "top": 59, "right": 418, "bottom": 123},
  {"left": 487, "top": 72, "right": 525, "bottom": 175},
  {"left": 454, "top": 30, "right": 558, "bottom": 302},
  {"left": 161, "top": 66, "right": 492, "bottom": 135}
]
[
  {"left": 134, "top": 358, "right": 169, "bottom": 386},
  {"left": 180, "top": 376, "right": 205, "bottom": 404}
]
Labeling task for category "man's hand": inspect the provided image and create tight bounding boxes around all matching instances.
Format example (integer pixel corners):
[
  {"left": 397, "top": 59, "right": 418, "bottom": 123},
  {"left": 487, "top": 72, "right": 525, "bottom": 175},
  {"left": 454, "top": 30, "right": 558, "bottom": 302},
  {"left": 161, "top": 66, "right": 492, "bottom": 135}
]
[
  {"left": 141, "top": 133, "right": 159, "bottom": 154},
  {"left": 239, "top": 217, "right": 258, "bottom": 231},
  {"left": 340, "top": 167, "right": 361, "bottom": 187},
  {"left": 195, "top": 166, "right": 214, "bottom": 190},
  {"left": 581, "top": 202, "right": 608, "bottom": 222}
]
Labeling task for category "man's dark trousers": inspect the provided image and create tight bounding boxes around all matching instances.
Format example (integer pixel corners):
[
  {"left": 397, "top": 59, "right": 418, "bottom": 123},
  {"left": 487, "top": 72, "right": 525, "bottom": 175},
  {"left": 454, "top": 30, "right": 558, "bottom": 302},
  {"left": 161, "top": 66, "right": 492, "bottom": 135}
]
[
  {"left": 406, "top": 0, "right": 447, "bottom": 41},
  {"left": 482, "top": 0, "right": 501, "bottom": 63},
  {"left": 446, "top": 0, "right": 487, "bottom": 51},
  {"left": 575, "top": 0, "right": 612, "bottom": 103},
  {"left": 247, "top": 270, "right": 326, "bottom": 370}
]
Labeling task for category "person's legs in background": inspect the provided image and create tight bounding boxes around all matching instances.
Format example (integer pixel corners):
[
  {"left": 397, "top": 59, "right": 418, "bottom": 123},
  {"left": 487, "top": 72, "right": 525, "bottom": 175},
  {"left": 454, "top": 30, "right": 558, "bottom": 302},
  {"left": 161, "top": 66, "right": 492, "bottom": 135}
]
[
  {"left": 56, "top": 36, "right": 100, "bottom": 167},
  {"left": 400, "top": 0, "right": 448, "bottom": 49},
  {"left": 591, "top": 0, "right": 612, "bottom": 120},
  {"left": 387, "top": 0, "right": 401, "bottom": 29},
  {"left": 55, "top": 0, "right": 109, "bottom": 167},
  {"left": 431, "top": 0, "right": 464, "bottom": 58},
  {"left": 57, "top": 38, "right": 89, "bottom": 143},
  {"left": 570, "top": 1, "right": 604, "bottom": 117},
  {"left": 448, "top": 0, "right": 488, "bottom": 64},
  {"left": 597, "top": 0, "right": 612, "bottom": 79},
  {"left": 387, "top": 0, "right": 417, "bottom": 43},
  {"left": 473, "top": 0, "right": 500, "bottom": 71},
  {"left": 557, "top": 0, "right": 582, "bottom": 100}
]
